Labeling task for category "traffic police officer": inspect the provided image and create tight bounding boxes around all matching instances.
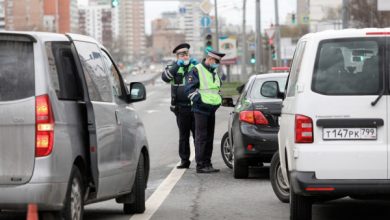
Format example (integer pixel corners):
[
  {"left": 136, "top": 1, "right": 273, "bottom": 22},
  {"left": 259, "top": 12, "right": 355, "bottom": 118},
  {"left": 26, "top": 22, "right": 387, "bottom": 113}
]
[
  {"left": 161, "top": 43, "right": 198, "bottom": 169},
  {"left": 185, "top": 49, "right": 225, "bottom": 173}
]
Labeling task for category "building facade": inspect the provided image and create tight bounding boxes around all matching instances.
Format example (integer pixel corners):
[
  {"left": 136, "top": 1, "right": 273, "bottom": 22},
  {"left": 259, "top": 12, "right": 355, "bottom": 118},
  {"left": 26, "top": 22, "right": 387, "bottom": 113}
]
[
  {"left": 5, "top": 0, "right": 44, "bottom": 31},
  {"left": 119, "top": 0, "right": 146, "bottom": 63},
  {"left": 0, "top": 0, "right": 5, "bottom": 30}
]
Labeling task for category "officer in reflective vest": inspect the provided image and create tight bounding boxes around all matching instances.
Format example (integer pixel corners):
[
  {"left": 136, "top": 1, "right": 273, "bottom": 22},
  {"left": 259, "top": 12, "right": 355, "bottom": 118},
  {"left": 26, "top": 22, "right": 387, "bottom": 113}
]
[
  {"left": 185, "top": 49, "right": 225, "bottom": 173},
  {"left": 161, "top": 43, "right": 198, "bottom": 169}
]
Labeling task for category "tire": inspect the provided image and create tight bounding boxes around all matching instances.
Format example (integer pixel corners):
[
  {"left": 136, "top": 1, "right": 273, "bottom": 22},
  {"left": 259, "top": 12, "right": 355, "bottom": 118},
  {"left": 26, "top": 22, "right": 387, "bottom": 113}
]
[
  {"left": 290, "top": 186, "right": 312, "bottom": 220},
  {"left": 233, "top": 157, "right": 249, "bottom": 179},
  {"left": 270, "top": 152, "right": 290, "bottom": 203},
  {"left": 221, "top": 132, "right": 233, "bottom": 169},
  {"left": 42, "top": 166, "right": 85, "bottom": 220},
  {"left": 124, "top": 153, "right": 146, "bottom": 214}
]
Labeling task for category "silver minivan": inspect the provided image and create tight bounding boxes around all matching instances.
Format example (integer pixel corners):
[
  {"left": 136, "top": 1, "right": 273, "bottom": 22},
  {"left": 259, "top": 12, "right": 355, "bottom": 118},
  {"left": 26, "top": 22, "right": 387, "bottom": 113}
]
[{"left": 0, "top": 31, "right": 150, "bottom": 219}]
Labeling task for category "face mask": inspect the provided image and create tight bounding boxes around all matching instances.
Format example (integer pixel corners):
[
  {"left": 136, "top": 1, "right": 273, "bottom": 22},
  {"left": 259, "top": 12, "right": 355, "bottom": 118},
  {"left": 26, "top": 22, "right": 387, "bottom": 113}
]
[
  {"left": 183, "top": 60, "right": 190, "bottom": 65},
  {"left": 211, "top": 63, "right": 219, "bottom": 69}
]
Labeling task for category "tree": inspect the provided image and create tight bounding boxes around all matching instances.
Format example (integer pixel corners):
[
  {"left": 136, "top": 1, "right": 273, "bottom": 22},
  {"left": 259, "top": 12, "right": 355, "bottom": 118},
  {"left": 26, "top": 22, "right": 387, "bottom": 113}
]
[{"left": 348, "top": 0, "right": 390, "bottom": 28}]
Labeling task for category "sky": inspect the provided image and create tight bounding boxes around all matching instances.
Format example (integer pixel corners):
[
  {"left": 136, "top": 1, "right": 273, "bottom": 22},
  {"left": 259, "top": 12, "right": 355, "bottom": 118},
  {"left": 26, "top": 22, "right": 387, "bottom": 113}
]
[{"left": 78, "top": 0, "right": 297, "bottom": 35}]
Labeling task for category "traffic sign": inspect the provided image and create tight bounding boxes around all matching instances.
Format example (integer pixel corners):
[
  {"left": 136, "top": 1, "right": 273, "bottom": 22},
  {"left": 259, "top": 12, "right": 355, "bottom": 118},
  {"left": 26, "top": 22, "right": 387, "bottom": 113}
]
[
  {"left": 265, "top": 28, "right": 275, "bottom": 40},
  {"left": 200, "top": 16, "right": 211, "bottom": 28},
  {"left": 199, "top": 0, "right": 213, "bottom": 14}
]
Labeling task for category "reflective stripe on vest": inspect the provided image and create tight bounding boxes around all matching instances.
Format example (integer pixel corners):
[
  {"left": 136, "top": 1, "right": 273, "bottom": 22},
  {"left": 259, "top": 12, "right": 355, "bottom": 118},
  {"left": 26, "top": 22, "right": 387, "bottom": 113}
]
[
  {"left": 196, "top": 64, "right": 222, "bottom": 106},
  {"left": 171, "top": 64, "right": 195, "bottom": 86}
]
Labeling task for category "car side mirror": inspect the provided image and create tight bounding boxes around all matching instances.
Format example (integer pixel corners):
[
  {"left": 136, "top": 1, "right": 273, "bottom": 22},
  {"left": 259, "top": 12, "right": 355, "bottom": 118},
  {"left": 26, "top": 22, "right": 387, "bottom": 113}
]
[
  {"left": 127, "top": 82, "right": 146, "bottom": 103},
  {"left": 261, "top": 81, "right": 284, "bottom": 99},
  {"left": 222, "top": 97, "right": 235, "bottom": 107}
]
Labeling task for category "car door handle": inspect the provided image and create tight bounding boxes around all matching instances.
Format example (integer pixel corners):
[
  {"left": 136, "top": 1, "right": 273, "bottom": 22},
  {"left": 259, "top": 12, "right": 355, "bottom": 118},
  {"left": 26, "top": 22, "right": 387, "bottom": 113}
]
[{"left": 115, "top": 110, "right": 121, "bottom": 125}]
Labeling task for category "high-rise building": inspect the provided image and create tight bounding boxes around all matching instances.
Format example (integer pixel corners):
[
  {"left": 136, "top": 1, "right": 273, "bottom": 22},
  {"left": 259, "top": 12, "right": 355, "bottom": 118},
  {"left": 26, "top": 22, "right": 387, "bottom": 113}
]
[
  {"left": 0, "top": 0, "right": 5, "bottom": 30},
  {"left": 79, "top": 4, "right": 113, "bottom": 47},
  {"left": 177, "top": 1, "right": 203, "bottom": 58},
  {"left": 118, "top": 0, "right": 146, "bottom": 63},
  {"left": 43, "top": 0, "right": 59, "bottom": 32},
  {"left": 58, "top": 0, "right": 78, "bottom": 33},
  {"left": 42, "top": 0, "right": 78, "bottom": 33},
  {"left": 5, "top": 0, "right": 44, "bottom": 31}
]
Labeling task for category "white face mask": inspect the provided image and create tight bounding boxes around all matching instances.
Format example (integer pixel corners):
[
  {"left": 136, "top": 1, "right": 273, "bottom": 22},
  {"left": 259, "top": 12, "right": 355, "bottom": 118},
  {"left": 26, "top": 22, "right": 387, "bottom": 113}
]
[{"left": 183, "top": 60, "right": 190, "bottom": 65}]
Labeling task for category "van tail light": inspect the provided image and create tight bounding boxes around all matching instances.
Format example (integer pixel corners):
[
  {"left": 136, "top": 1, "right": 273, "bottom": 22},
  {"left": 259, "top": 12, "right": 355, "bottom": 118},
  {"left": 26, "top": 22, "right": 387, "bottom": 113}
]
[
  {"left": 35, "top": 95, "right": 54, "bottom": 157},
  {"left": 295, "top": 114, "right": 313, "bottom": 143},
  {"left": 239, "top": 110, "right": 269, "bottom": 125}
]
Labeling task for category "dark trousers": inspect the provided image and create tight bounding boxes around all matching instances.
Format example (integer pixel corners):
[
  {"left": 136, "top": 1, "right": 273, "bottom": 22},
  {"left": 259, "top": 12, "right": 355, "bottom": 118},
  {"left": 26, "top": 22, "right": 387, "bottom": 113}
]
[
  {"left": 194, "top": 112, "right": 215, "bottom": 168},
  {"left": 176, "top": 108, "right": 195, "bottom": 162}
]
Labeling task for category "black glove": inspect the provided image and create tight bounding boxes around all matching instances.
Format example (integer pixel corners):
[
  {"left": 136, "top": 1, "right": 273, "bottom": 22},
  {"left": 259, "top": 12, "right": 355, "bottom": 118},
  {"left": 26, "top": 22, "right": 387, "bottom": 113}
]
[{"left": 168, "top": 62, "right": 180, "bottom": 76}]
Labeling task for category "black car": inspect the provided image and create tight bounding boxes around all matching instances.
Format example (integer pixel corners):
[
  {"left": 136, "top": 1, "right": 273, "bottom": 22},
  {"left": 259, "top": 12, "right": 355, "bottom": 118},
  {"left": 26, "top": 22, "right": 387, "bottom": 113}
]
[{"left": 221, "top": 73, "right": 288, "bottom": 179}]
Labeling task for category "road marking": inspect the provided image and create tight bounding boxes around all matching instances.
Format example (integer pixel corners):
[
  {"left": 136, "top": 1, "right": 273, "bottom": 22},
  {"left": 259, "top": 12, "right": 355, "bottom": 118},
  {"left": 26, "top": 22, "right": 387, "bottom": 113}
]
[{"left": 130, "top": 141, "right": 195, "bottom": 220}]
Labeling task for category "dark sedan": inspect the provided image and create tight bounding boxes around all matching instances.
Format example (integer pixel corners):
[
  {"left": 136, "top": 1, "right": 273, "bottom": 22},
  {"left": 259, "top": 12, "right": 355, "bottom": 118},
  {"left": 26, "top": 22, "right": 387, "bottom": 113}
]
[{"left": 221, "top": 72, "right": 288, "bottom": 179}]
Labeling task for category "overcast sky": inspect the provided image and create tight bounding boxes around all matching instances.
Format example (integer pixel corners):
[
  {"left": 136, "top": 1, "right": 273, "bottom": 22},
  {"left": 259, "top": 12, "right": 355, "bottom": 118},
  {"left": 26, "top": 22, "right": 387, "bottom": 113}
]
[{"left": 78, "top": 0, "right": 296, "bottom": 35}]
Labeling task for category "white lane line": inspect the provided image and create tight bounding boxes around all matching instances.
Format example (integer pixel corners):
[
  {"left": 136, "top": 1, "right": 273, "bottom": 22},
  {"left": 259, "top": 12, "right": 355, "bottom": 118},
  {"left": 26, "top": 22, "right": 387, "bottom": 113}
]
[{"left": 130, "top": 141, "right": 195, "bottom": 220}]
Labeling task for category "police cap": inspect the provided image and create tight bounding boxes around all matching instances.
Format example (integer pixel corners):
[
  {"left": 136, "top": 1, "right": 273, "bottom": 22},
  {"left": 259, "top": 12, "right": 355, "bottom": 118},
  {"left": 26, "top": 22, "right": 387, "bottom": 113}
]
[{"left": 172, "top": 43, "right": 190, "bottom": 54}]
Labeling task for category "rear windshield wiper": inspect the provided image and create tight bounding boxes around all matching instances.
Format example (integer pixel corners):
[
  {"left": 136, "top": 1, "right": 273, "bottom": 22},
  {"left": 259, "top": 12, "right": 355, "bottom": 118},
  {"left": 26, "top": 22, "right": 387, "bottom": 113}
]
[{"left": 371, "top": 90, "right": 385, "bottom": 106}]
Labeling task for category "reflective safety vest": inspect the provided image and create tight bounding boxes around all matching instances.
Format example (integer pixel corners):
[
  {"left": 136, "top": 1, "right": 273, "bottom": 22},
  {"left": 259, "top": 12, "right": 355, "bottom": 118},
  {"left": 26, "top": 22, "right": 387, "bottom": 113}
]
[
  {"left": 196, "top": 64, "right": 222, "bottom": 106},
  {"left": 171, "top": 64, "right": 195, "bottom": 86}
]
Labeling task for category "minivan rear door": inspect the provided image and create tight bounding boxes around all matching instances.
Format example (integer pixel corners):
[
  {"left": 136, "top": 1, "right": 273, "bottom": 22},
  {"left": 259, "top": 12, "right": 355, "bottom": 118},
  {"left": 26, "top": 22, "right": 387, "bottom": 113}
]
[
  {"left": 0, "top": 34, "right": 36, "bottom": 185},
  {"left": 309, "top": 37, "right": 387, "bottom": 179}
]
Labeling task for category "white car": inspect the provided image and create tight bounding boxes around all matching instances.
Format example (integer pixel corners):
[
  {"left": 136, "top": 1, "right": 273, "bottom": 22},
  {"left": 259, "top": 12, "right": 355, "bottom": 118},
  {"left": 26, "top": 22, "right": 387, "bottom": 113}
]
[{"left": 277, "top": 28, "right": 390, "bottom": 220}]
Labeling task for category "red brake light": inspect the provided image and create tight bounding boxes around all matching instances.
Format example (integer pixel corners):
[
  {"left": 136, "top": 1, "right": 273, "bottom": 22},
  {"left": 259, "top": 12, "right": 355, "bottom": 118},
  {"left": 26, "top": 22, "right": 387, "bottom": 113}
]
[
  {"left": 366, "top": 32, "right": 390, "bottom": 35},
  {"left": 239, "top": 111, "right": 269, "bottom": 125},
  {"left": 271, "top": 66, "right": 290, "bottom": 71},
  {"left": 35, "top": 95, "right": 54, "bottom": 157},
  {"left": 295, "top": 114, "right": 313, "bottom": 143}
]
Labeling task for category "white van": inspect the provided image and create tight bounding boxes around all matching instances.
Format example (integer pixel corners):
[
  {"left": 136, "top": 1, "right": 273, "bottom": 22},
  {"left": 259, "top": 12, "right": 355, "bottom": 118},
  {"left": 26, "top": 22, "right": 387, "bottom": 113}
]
[{"left": 277, "top": 29, "right": 390, "bottom": 220}]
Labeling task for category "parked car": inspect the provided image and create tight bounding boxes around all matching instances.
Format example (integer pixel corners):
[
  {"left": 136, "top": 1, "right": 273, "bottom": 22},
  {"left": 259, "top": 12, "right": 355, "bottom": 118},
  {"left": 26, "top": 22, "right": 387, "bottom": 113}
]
[
  {"left": 0, "top": 32, "right": 150, "bottom": 219},
  {"left": 221, "top": 72, "right": 288, "bottom": 179},
  {"left": 277, "top": 29, "right": 390, "bottom": 220}
]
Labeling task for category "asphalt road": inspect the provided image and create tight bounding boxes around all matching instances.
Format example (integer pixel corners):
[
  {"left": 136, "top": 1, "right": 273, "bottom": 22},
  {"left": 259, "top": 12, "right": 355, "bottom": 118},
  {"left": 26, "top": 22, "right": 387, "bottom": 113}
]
[{"left": 2, "top": 77, "right": 390, "bottom": 220}]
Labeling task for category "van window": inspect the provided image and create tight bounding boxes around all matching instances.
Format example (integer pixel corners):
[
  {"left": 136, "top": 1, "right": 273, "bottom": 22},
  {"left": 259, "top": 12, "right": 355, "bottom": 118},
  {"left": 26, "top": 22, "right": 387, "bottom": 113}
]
[
  {"left": 286, "top": 42, "right": 306, "bottom": 97},
  {"left": 312, "top": 39, "right": 382, "bottom": 95},
  {"left": 74, "top": 41, "right": 113, "bottom": 102},
  {"left": 0, "top": 41, "right": 34, "bottom": 101},
  {"left": 101, "top": 50, "right": 123, "bottom": 97},
  {"left": 249, "top": 77, "right": 287, "bottom": 99},
  {"left": 46, "top": 42, "right": 82, "bottom": 100}
]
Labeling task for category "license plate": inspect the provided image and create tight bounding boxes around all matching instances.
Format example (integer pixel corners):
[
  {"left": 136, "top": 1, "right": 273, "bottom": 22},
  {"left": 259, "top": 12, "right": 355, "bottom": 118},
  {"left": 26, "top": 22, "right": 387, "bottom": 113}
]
[{"left": 323, "top": 128, "right": 377, "bottom": 140}]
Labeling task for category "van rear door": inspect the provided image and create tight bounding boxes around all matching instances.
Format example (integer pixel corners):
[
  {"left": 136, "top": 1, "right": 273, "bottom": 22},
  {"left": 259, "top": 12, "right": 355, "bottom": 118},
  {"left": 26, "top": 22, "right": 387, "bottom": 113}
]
[
  {"left": 0, "top": 34, "right": 36, "bottom": 185},
  {"left": 308, "top": 37, "right": 387, "bottom": 179}
]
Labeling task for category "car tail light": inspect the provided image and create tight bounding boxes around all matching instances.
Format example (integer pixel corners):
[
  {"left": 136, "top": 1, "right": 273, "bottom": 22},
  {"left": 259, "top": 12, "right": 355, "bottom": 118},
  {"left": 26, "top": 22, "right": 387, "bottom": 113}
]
[
  {"left": 366, "top": 32, "right": 390, "bottom": 35},
  {"left": 239, "top": 111, "right": 269, "bottom": 125},
  {"left": 36, "top": 95, "right": 54, "bottom": 157},
  {"left": 295, "top": 114, "right": 313, "bottom": 143}
]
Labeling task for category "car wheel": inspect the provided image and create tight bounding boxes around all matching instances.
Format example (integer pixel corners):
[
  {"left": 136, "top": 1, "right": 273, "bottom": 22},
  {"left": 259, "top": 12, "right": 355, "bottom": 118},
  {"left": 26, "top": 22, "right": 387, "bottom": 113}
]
[
  {"left": 124, "top": 153, "right": 146, "bottom": 214},
  {"left": 42, "top": 166, "right": 84, "bottom": 220},
  {"left": 270, "top": 152, "right": 290, "bottom": 203},
  {"left": 290, "top": 186, "right": 312, "bottom": 220},
  {"left": 233, "top": 156, "right": 249, "bottom": 179},
  {"left": 221, "top": 132, "right": 233, "bottom": 169}
]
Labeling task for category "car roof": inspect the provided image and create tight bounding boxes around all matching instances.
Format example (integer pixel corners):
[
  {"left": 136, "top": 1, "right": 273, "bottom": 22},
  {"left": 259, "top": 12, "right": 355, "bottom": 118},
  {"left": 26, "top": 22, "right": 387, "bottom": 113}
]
[
  {"left": 300, "top": 28, "right": 390, "bottom": 41},
  {"left": 0, "top": 31, "right": 106, "bottom": 49},
  {"left": 251, "top": 72, "right": 289, "bottom": 80}
]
